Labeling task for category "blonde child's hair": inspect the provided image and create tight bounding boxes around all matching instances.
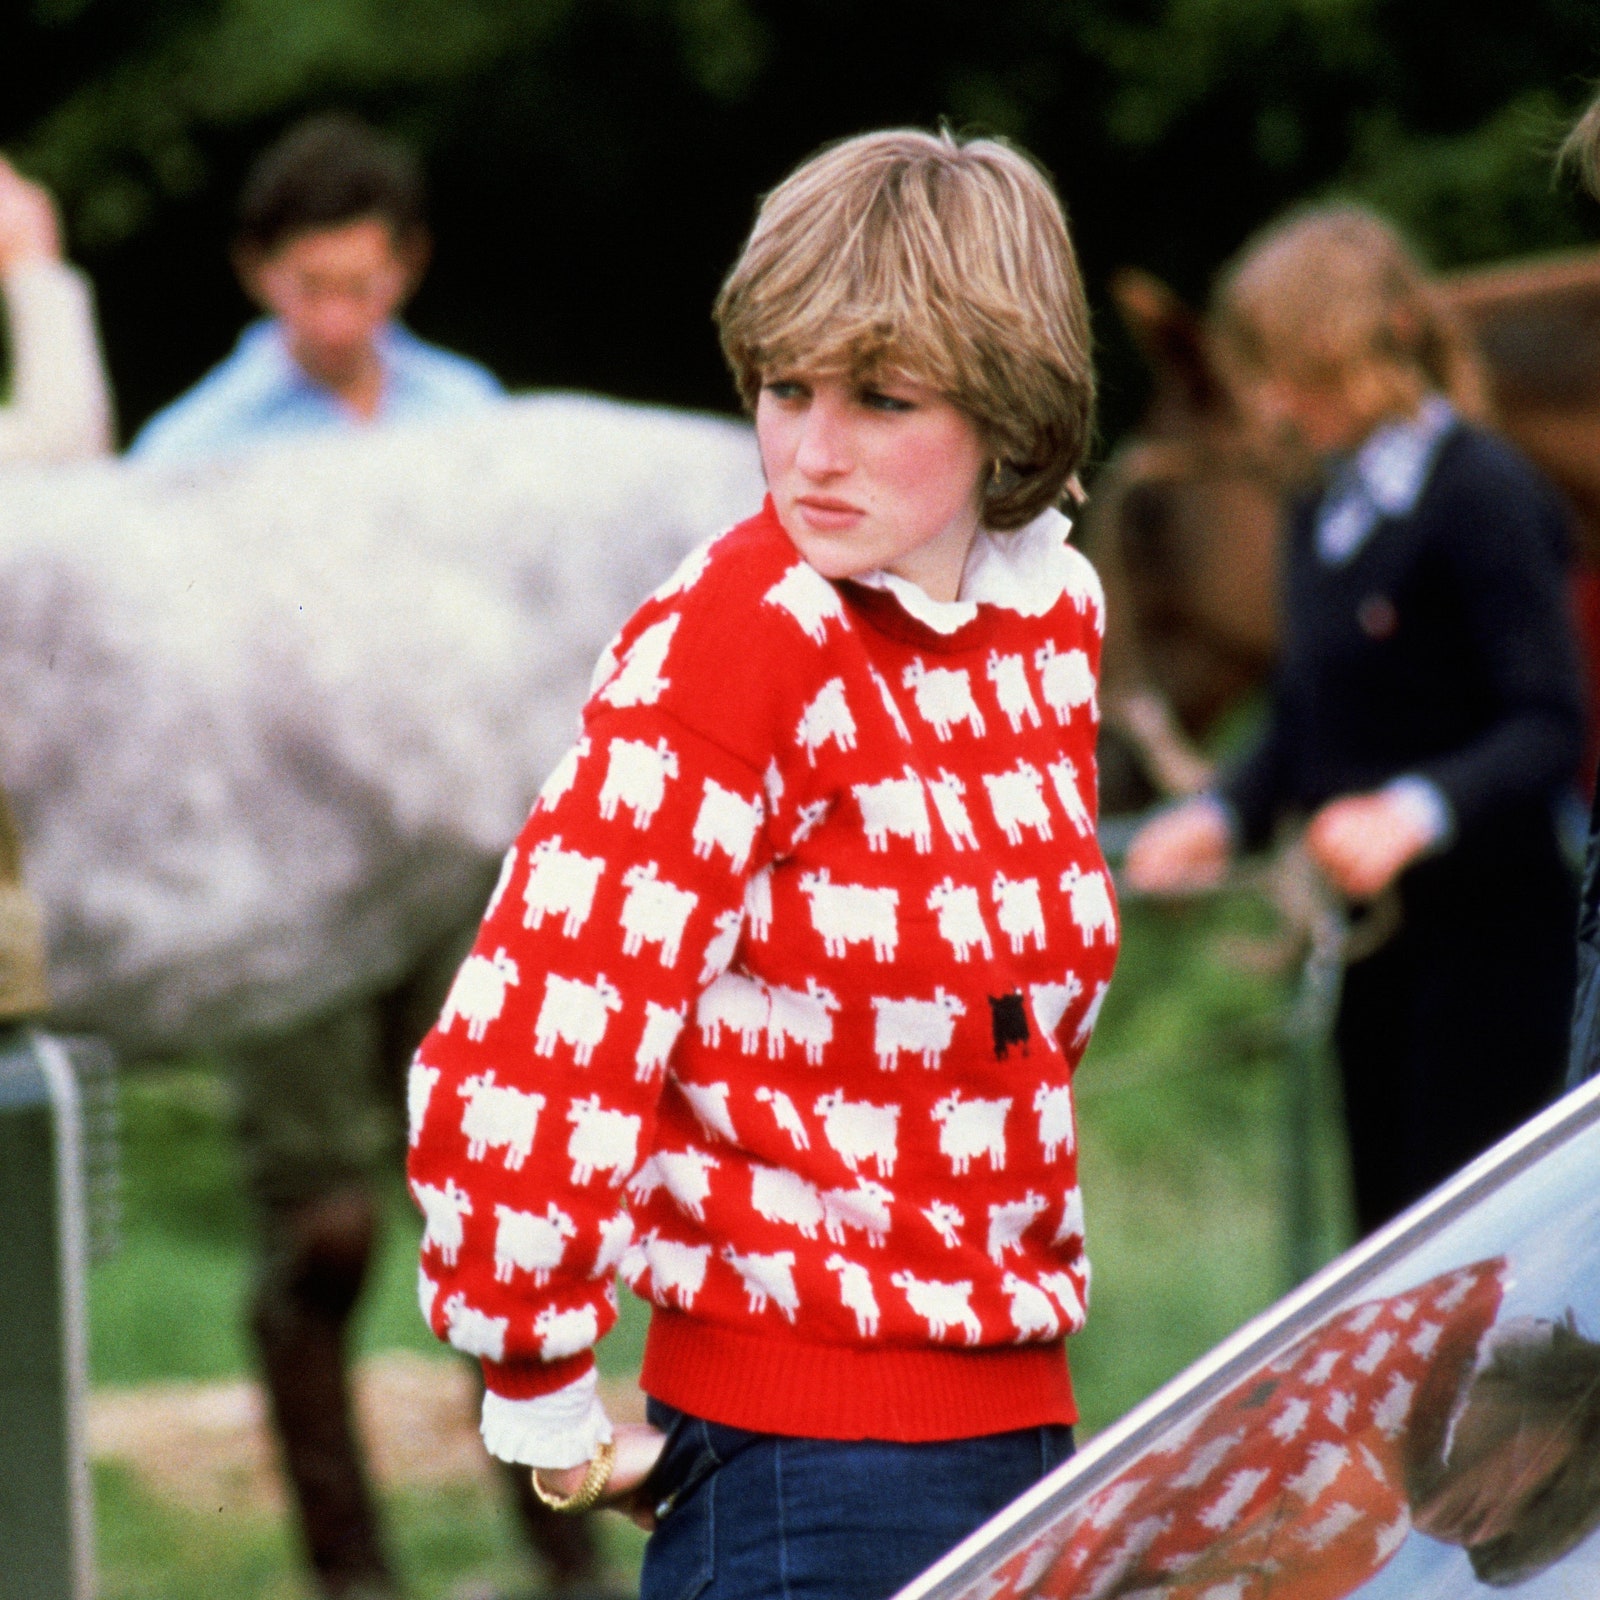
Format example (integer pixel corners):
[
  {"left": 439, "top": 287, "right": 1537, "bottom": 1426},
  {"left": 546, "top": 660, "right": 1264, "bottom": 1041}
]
[
  {"left": 714, "top": 128, "right": 1094, "bottom": 531},
  {"left": 1213, "top": 203, "right": 1489, "bottom": 432}
]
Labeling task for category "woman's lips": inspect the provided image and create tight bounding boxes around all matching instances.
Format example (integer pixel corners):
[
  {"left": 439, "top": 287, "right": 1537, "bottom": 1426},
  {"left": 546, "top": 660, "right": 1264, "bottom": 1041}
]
[{"left": 794, "top": 495, "right": 865, "bottom": 531}]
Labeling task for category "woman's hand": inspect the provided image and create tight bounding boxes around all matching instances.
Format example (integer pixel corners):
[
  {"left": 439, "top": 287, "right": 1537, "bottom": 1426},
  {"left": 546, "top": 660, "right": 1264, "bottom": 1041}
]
[
  {"left": 534, "top": 1422, "right": 669, "bottom": 1530},
  {"left": 1306, "top": 791, "right": 1433, "bottom": 900},
  {"left": 1125, "top": 799, "right": 1233, "bottom": 893}
]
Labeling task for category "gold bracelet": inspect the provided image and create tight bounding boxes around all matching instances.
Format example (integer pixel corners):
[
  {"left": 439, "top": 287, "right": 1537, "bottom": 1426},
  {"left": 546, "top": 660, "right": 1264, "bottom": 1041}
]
[{"left": 530, "top": 1439, "right": 617, "bottom": 1515}]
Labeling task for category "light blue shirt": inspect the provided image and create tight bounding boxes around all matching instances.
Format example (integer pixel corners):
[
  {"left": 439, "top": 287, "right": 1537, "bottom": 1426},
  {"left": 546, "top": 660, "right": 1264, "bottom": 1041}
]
[{"left": 128, "top": 319, "right": 503, "bottom": 463}]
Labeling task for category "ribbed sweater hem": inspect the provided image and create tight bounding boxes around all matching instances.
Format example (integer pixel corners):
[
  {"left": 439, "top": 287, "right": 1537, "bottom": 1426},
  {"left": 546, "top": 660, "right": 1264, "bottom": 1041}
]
[{"left": 640, "top": 1308, "right": 1077, "bottom": 1441}]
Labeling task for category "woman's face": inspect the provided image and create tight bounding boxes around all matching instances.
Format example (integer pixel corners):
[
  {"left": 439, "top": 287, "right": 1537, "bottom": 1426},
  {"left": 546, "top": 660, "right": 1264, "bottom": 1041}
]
[{"left": 755, "top": 370, "right": 988, "bottom": 603}]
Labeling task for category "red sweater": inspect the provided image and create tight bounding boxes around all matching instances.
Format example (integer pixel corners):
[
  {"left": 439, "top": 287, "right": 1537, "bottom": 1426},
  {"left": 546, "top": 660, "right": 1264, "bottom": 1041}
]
[{"left": 407, "top": 498, "right": 1119, "bottom": 1467}]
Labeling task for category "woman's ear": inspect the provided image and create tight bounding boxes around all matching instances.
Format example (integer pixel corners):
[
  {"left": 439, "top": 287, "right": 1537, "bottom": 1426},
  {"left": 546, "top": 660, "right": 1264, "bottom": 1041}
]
[{"left": 232, "top": 242, "right": 269, "bottom": 308}]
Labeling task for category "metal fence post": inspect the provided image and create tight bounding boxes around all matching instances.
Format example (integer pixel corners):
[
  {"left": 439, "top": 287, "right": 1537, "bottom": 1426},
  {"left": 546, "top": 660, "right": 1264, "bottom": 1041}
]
[{"left": 0, "top": 1026, "right": 93, "bottom": 1600}]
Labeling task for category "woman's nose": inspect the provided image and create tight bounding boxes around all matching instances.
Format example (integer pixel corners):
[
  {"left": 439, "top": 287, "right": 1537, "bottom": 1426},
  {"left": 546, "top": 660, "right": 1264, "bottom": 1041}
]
[{"left": 793, "top": 398, "right": 851, "bottom": 478}]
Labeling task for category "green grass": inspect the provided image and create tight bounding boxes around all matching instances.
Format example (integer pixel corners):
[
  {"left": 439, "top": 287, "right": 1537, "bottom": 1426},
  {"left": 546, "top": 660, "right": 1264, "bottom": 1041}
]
[{"left": 89, "top": 885, "right": 1354, "bottom": 1595}]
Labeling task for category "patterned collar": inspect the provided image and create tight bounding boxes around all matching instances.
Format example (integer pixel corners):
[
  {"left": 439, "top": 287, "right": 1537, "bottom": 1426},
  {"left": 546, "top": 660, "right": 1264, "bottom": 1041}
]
[{"left": 1315, "top": 394, "right": 1458, "bottom": 565}]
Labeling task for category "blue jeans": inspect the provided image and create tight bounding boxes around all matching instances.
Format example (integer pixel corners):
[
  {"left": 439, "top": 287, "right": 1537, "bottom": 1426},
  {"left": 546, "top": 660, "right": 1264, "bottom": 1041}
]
[{"left": 639, "top": 1400, "right": 1074, "bottom": 1600}]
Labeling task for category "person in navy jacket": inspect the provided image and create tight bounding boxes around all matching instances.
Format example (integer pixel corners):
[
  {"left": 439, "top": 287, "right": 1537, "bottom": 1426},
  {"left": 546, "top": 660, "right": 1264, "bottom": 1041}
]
[{"left": 1130, "top": 205, "right": 1583, "bottom": 1236}]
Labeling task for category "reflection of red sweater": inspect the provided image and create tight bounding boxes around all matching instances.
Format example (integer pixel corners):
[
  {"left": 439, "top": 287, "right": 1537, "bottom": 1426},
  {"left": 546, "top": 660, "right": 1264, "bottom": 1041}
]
[
  {"left": 407, "top": 501, "right": 1120, "bottom": 1465},
  {"left": 983, "top": 1259, "right": 1506, "bottom": 1600}
]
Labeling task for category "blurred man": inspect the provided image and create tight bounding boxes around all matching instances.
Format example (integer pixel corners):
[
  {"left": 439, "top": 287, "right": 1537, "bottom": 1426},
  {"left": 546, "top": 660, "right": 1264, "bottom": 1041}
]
[
  {"left": 0, "top": 154, "right": 114, "bottom": 462},
  {"left": 129, "top": 112, "right": 500, "bottom": 460},
  {"left": 126, "top": 116, "right": 608, "bottom": 1600}
]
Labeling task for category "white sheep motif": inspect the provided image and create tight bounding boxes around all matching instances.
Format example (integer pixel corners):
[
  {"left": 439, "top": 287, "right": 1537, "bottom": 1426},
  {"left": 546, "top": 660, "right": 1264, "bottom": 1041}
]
[
  {"left": 795, "top": 678, "right": 857, "bottom": 764},
  {"left": 1074, "top": 979, "right": 1110, "bottom": 1046},
  {"left": 814, "top": 1090, "right": 899, "bottom": 1178},
  {"left": 986, "top": 1191, "right": 1049, "bottom": 1264},
  {"left": 619, "top": 861, "right": 699, "bottom": 968},
  {"left": 750, "top": 1164, "right": 826, "bottom": 1238},
  {"left": 821, "top": 1178, "right": 893, "bottom": 1248},
  {"left": 870, "top": 989, "right": 966, "bottom": 1071},
  {"left": 1001, "top": 1273, "right": 1062, "bottom": 1339},
  {"left": 901, "top": 659, "right": 986, "bottom": 740},
  {"left": 406, "top": 1059, "right": 440, "bottom": 1147},
  {"left": 537, "top": 736, "right": 591, "bottom": 812},
  {"left": 799, "top": 870, "right": 899, "bottom": 962},
  {"left": 534, "top": 1303, "right": 600, "bottom": 1362},
  {"left": 826, "top": 1254, "right": 881, "bottom": 1336},
  {"left": 922, "top": 1200, "right": 965, "bottom": 1249},
  {"left": 638, "top": 1232, "right": 711, "bottom": 1311},
  {"left": 565, "top": 1095, "right": 641, "bottom": 1186},
  {"left": 1047, "top": 756, "right": 1094, "bottom": 836},
  {"left": 1034, "top": 642, "right": 1097, "bottom": 725},
  {"left": 926, "top": 878, "right": 993, "bottom": 963},
  {"left": 696, "top": 969, "right": 770, "bottom": 1053},
  {"left": 992, "top": 873, "right": 1047, "bottom": 954},
  {"left": 598, "top": 614, "right": 678, "bottom": 708},
  {"left": 521, "top": 836, "right": 606, "bottom": 938},
  {"left": 698, "top": 907, "right": 745, "bottom": 984},
  {"left": 754, "top": 1086, "right": 809, "bottom": 1151},
  {"left": 1033, "top": 1082, "right": 1077, "bottom": 1162},
  {"left": 1029, "top": 976, "right": 1083, "bottom": 1041},
  {"left": 414, "top": 1177, "right": 473, "bottom": 1266},
  {"left": 870, "top": 668, "right": 912, "bottom": 741},
  {"left": 458, "top": 1070, "right": 546, "bottom": 1168},
  {"left": 634, "top": 1001, "right": 687, "bottom": 1083},
  {"left": 677, "top": 1078, "right": 738, "bottom": 1143},
  {"left": 493, "top": 1202, "right": 577, "bottom": 1284},
  {"left": 439, "top": 948, "right": 520, "bottom": 1042},
  {"left": 443, "top": 1292, "right": 508, "bottom": 1361},
  {"left": 983, "top": 762, "right": 1054, "bottom": 846},
  {"left": 692, "top": 778, "right": 764, "bottom": 872},
  {"left": 765, "top": 977, "right": 840, "bottom": 1064},
  {"left": 721, "top": 1245, "right": 800, "bottom": 1321},
  {"left": 534, "top": 973, "right": 624, "bottom": 1064},
  {"left": 597, "top": 735, "right": 679, "bottom": 828},
  {"left": 764, "top": 563, "right": 845, "bottom": 643},
  {"left": 931, "top": 1091, "right": 1012, "bottom": 1176},
  {"left": 987, "top": 650, "right": 1043, "bottom": 732},
  {"left": 1039, "top": 1270, "right": 1086, "bottom": 1326},
  {"left": 890, "top": 1271, "right": 982, "bottom": 1343},
  {"left": 926, "top": 770, "right": 978, "bottom": 850},
  {"left": 852, "top": 766, "right": 933, "bottom": 853},
  {"left": 743, "top": 868, "right": 773, "bottom": 943},
  {"left": 1060, "top": 864, "right": 1117, "bottom": 948}
]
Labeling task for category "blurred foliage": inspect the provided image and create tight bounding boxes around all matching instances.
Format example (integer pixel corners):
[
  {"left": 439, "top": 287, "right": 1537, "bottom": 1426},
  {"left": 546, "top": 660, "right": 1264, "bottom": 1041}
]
[{"left": 4, "top": 0, "right": 1599, "bottom": 435}]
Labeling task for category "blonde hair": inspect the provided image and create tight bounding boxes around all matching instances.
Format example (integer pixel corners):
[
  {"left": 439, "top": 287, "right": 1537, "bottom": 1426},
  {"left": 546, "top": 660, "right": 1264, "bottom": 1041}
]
[
  {"left": 1213, "top": 203, "right": 1489, "bottom": 432},
  {"left": 714, "top": 128, "right": 1094, "bottom": 531},
  {"left": 1560, "top": 89, "right": 1600, "bottom": 200}
]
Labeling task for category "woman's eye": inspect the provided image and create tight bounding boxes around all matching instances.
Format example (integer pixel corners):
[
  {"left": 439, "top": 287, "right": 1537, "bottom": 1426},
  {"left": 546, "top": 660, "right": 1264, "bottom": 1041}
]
[
  {"left": 859, "top": 388, "right": 915, "bottom": 413},
  {"left": 763, "top": 379, "right": 807, "bottom": 403}
]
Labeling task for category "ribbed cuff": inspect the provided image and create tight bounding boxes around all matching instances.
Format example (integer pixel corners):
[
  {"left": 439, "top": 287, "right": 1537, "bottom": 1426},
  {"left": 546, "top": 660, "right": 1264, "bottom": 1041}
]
[{"left": 481, "top": 1369, "right": 614, "bottom": 1469}]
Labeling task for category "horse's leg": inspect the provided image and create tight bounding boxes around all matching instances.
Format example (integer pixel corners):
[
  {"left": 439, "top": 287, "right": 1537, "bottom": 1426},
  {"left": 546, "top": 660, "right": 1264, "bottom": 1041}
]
[
  {"left": 382, "top": 917, "right": 607, "bottom": 1594},
  {"left": 234, "top": 1004, "right": 397, "bottom": 1598}
]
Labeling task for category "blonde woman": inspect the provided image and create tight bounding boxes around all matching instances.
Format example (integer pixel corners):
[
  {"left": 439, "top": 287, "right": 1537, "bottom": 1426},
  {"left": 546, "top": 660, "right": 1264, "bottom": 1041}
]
[
  {"left": 1129, "top": 205, "right": 1583, "bottom": 1236},
  {"left": 409, "top": 129, "right": 1116, "bottom": 1599}
]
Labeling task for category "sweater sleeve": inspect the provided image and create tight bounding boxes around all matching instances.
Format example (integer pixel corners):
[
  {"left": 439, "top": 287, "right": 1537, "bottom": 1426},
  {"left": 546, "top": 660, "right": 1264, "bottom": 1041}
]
[
  {"left": 406, "top": 698, "right": 767, "bottom": 1468},
  {"left": 1408, "top": 459, "right": 1583, "bottom": 834}
]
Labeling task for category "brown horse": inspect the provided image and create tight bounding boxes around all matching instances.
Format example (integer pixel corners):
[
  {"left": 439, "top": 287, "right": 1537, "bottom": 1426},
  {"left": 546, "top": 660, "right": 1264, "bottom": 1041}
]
[{"left": 1086, "top": 246, "right": 1600, "bottom": 814}]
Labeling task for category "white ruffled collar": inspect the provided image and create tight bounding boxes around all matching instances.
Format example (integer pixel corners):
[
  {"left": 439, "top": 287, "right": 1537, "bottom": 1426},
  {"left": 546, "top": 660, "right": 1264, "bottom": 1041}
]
[{"left": 851, "top": 507, "right": 1078, "bottom": 634}]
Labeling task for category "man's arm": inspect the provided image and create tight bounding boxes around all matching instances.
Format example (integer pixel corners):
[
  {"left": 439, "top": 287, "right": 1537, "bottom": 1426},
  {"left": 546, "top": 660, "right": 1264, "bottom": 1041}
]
[{"left": 0, "top": 159, "right": 114, "bottom": 464}]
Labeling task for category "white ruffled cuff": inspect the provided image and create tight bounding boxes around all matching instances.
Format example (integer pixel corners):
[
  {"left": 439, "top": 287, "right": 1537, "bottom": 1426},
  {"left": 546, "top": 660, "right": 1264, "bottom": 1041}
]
[{"left": 480, "top": 1369, "right": 613, "bottom": 1469}]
